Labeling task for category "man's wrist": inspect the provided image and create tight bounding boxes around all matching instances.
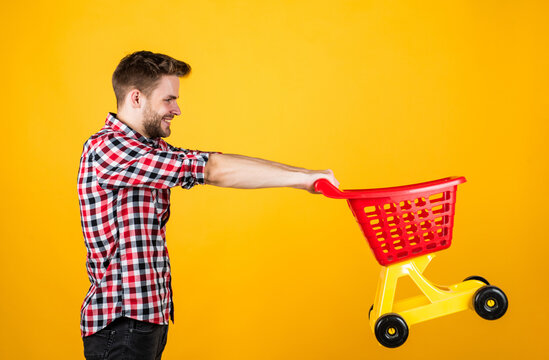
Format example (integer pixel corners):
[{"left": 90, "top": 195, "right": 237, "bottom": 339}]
[{"left": 294, "top": 169, "right": 313, "bottom": 190}]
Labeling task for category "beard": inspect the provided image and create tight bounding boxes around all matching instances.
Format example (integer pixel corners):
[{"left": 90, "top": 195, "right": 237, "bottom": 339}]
[{"left": 142, "top": 104, "right": 171, "bottom": 138}]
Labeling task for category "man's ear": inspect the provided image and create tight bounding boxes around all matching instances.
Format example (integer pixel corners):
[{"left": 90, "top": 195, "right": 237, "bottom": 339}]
[{"left": 127, "top": 89, "right": 144, "bottom": 109}]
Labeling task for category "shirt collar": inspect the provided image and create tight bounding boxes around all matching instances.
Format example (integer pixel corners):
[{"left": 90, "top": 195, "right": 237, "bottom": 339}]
[{"left": 106, "top": 112, "right": 160, "bottom": 147}]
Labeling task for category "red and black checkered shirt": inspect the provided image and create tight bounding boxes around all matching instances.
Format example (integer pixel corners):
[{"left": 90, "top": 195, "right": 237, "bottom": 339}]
[{"left": 78, "top": 112, "right": 214, "bottom": 337}]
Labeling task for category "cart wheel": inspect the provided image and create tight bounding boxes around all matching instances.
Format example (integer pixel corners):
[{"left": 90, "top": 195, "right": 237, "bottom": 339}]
[
  {"left": 374, "top": 314, "right": 409, "bottom": 348},
  {"left": 464, "top": 275, "right": 490, "bottom": 285},
  {"left": 473, "top": 286, "right": 508, "bottom": 320},
  {"left": 368, "top": 304, "right": 373, "bottom": 319}
]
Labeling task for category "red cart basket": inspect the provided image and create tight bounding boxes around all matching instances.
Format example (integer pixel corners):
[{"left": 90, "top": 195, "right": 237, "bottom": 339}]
[{"left": 316, "top": 176, "right": 465, "bottom": 266}]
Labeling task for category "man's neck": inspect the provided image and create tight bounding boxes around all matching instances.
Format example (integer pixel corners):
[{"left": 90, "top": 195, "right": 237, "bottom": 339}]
[{"left": 115, "top": 111, "right": 150, "bottom": 138}]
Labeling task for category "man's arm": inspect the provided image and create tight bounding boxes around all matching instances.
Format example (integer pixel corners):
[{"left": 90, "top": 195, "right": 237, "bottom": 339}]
[
  {"left": 92, "top": 133, "right": 209, "bottom": 190},
  {"left": 204, "top": 153, "right": 339, "bottom": 193}
]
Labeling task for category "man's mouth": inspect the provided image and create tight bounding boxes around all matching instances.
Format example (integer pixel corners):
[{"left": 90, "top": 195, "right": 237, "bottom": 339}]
[{"left": 163, "top": 117, "right": 173, "bottom": 124}]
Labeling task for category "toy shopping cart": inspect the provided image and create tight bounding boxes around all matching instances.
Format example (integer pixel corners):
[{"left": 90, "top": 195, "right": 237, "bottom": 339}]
[{"left": 314, "top": 177, "right": 508, "bottom": 348}]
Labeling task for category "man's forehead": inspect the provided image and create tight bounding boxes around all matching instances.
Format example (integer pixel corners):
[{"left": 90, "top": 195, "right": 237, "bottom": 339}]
[{"left": 153, "top": 75, "right": 180, "bottom": 97}]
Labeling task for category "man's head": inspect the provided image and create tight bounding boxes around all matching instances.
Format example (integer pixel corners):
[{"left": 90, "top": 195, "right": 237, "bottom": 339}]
[{"left": 112, "top": 51, "right": 191, "bottom": 138}]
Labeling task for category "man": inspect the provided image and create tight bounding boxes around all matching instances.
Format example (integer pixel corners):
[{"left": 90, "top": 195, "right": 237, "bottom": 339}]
[{"left": 78, "top": 50, "right": 339, "bottom": 360}]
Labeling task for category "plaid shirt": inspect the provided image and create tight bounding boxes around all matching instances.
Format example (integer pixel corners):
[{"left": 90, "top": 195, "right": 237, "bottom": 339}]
[{"left": 78, "top": 112, "right": 213, "bottom": 337}]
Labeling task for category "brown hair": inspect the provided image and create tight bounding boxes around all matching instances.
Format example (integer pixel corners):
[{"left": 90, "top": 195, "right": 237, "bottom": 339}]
[{"left": 112, "top": 50, "right": 191, "bottom": 108}]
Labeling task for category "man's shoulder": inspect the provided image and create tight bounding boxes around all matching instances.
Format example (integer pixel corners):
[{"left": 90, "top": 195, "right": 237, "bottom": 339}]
[{"left": 81, "top": 127, "right": 129, "bottom": 155}]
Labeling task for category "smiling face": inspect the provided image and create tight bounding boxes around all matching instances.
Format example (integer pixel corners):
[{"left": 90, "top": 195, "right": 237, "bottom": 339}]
[{"left": 141, "top": 75, "right": 181, "bottom": 138}]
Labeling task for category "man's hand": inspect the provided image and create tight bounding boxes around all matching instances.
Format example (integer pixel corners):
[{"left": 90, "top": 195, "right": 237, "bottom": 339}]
[
  {"left": 205, "top": 153, "right": 340, "bottom": 193},
  {"left": 303, "top": 169, "right": 340, "bottom": 194}
]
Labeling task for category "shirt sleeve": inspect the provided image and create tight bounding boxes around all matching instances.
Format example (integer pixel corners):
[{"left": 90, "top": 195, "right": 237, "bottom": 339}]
[{"left": 92, "top": 133, "right": 211, "bottom": 190}]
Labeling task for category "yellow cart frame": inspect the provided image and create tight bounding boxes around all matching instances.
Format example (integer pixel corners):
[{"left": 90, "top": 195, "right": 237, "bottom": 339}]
[{"left": 368, "top": 254, "right": 486, "bottom": 330}]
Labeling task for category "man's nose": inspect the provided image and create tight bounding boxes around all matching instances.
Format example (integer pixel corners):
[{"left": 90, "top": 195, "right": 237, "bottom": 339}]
[{"left": 172, "top": 103, "right": 181, "bottom": 116}]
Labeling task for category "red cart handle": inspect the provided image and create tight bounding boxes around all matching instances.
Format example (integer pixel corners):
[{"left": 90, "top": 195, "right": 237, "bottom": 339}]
[{"left": 314, "top": 176, "right": 466, "bottom": 199}]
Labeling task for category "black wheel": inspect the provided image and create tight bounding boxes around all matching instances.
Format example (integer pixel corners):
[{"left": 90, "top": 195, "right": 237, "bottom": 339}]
[
  {"left": 464, "top": 275, "right": 490, "bottom": 285},
  {"left": 368, "top": 304, "right": 373, "bottom": 319},
  {"left": 473, "top": 285, "right": 508, "bottom": 320},
  {"left": 374, "top": 314, "right": 409, "bottom": 348}
]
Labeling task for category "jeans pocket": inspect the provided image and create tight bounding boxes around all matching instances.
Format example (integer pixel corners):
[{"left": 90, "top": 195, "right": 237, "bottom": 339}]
[
  {"left": 131, "top": 319, "right": 158, "bottom": 335},
  {"left": 83, "top": 328, "right": 116, "bottom": 359},
  {"left": 128, "top": 322, "right": 165, "bottom": 359}
]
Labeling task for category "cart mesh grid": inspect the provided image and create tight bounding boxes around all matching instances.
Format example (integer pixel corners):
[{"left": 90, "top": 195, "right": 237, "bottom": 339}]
[{"left": 347, "top": 186, "right": 459, "bottom": 266}]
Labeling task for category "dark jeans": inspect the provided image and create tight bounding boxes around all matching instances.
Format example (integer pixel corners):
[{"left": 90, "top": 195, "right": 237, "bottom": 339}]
[{"left": 83, "top": 317, "right": 169, "bottom": 360}]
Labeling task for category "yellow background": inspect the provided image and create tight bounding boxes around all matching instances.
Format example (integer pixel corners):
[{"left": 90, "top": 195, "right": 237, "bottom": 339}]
[{"left": 1, "top": 0, "right": 548, "bottom": 359}]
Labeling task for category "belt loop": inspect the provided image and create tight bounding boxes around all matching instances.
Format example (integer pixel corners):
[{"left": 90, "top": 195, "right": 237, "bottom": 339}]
[{"left": 128, "top": 317, "right": 136, "bottom": 331}]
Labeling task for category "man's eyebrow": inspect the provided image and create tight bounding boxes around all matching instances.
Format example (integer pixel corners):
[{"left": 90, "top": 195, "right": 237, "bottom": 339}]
[{"left": 165, "top": 95, "right": 178, "bottom": 99}]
